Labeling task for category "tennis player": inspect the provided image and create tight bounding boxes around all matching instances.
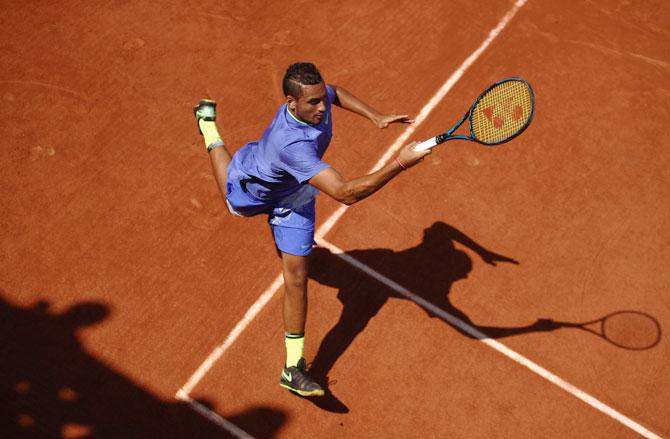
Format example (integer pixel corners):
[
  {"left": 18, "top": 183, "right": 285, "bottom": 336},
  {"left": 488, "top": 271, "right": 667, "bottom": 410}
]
[{"left": 193, "top": 62, "right": 430, "bottom": 397}]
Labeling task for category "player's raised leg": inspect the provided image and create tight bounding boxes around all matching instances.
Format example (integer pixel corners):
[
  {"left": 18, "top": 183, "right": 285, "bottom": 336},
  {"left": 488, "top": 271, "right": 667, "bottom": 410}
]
[
  {"left": 279, "top": 251, "right": 324, "bottom": 397},
  {"left": 193, "top": 99, "right": 232, "bottom": 198}
]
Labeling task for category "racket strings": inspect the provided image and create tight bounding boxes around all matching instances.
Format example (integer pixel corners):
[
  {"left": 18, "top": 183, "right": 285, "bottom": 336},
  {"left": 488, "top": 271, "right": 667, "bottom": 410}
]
[
  {"left": 471, "top": 80, "right": 533, "bottom": 144},
  {"left": 601, "top": 312, "right": 661, "bottom": 350}
]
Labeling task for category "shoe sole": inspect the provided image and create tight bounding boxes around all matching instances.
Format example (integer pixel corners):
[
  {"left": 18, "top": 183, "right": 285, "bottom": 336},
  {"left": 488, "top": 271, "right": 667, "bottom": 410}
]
[{"left": 280, "top": 382, "right": 325, "bottom": 397}]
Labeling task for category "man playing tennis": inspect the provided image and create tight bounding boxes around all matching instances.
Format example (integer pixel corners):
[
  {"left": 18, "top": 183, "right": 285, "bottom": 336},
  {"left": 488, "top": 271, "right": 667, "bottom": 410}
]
[{"left": 193, "top": 62, "right": 430, "bottom": 397}]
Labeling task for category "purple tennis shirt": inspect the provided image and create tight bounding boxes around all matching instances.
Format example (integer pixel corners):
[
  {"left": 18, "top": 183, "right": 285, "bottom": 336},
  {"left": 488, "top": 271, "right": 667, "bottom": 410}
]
[{"left": 226, "top": 85, "right": 336, "bottom": 213}]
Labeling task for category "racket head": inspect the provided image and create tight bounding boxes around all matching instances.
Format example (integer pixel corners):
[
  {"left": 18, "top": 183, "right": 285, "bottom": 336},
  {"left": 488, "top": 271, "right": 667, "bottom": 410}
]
[
  {"left": 600, "top": 310, "right": 662, "bottom": 350},
  {"left": 469, "top": 78, "right": 535, "bottom": 145}
]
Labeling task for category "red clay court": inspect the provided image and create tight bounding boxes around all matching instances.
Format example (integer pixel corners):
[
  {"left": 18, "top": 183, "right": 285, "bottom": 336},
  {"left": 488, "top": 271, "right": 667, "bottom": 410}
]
[{"left": 1, "top": 1, "right": 668, "bottom": 437}]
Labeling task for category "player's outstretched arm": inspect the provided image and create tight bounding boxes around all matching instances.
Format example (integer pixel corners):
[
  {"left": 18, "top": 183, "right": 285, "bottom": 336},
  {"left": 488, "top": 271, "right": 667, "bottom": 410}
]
[
  {"left": 440, "top": 223, "right": 519, "bottom": 266},
  {"left": 309, "top": 142, "right": 430, "bottom": 205},
  {"left": 330, "top": 84, "right": 414, "bottom": 129}
]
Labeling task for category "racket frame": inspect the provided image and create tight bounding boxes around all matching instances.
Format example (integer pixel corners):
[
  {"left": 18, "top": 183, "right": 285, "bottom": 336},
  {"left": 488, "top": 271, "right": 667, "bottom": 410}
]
[
  {"left": 415, "top": 77, "right": 535, "bottom": 151},
  {"left": 554, "top": 310, "right": 661, "bottom": 351}
]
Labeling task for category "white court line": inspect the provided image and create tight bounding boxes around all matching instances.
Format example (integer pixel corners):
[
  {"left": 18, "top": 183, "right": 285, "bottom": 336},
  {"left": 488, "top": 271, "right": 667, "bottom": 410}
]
[
  {"left": 178, "top": 272, "right": 285, "bottom": 397},
  {"left": 176, "top": 391, "right": 253, "bottom": 439},
  {"left": 316, "top": 239, "right": 662, "bottom": 439}
]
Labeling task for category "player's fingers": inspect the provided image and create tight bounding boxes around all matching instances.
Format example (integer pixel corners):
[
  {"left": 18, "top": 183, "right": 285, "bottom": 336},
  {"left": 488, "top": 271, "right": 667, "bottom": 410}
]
[
  {"left": 417, "top": 145, "right": 432, "bottom": 156},
  {"left": 411, "top": 142, "right": 429, "bottom": 153},
  {"left": 393, "top": 114, "right": 413, "bottom": 123},
  {"left": 403, "top": 141, "right": 420, "bottom": 153}
]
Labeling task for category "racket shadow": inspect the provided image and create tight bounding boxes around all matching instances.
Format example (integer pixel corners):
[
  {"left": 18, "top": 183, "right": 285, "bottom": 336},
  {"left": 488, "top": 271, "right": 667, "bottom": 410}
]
[
  {"left": 546, "top": 311, "right": 662, "bottom": 351},
  {"left": 308, "top": 222, "right": 564, "bottom": 389}
]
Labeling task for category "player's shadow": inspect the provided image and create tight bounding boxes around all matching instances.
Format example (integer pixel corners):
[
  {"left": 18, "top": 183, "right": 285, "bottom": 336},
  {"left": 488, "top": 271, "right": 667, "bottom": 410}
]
[
  {"left": 307, "top": 222, "right": 561, "bottom": 394},
  {"left": 0, "top": 289, "right": 285, "bottom": 438}
]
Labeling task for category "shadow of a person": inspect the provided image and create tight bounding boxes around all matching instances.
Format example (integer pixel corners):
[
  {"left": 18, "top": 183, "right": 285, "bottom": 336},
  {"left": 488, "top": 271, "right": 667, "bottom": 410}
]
[
  {"left": 0, "top": 291, "right": 286, "bottom": 438},
  {"left": 308, "top": 222, "right": 560, "bottom": 385}
]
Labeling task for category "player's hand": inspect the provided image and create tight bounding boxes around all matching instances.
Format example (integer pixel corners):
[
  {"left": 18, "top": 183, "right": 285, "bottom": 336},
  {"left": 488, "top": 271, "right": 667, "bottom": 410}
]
[
  {"left": 480, "top": 251, "right": 519, "bottom": 266},
  {"left": 396, "top": 141, "right": 430, "bottom": 169},
  {"left": 531, "top": 318, "right": 562, "bottom": 331},
  {"left": 375, "top": 114, "right": 414, "bottom": 129}
]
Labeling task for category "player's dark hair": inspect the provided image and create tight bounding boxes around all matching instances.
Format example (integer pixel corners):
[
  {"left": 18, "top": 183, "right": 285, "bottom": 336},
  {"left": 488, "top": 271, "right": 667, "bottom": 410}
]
[{"left": 282, "top": 62, "right": 323, "bottom": 99}]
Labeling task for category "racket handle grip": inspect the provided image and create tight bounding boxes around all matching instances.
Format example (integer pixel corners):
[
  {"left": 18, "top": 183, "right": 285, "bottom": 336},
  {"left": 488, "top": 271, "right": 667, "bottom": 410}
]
[{"left": 414, "top": 137, "right": 438, "bottom": 151}]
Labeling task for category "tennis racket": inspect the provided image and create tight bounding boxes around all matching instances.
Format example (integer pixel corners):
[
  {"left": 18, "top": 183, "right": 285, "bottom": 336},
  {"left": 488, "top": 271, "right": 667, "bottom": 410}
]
[
  {"left": 414, "top": 78, "right": 535, "bottom": 151},
  {"left": 545, "top": 311, "right": 662, "bottom": 351}
]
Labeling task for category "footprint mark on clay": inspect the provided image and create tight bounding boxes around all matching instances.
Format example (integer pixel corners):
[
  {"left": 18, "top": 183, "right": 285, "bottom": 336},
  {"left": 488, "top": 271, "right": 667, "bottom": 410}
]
[
  {"left": 190, "top": 198, "right": 203, "bottom": 209},
  {"left": 261, "top": 30, "right": 294, "bottom": 49},
  {"left": 30, "top": 146, "right": 56, "bottom": 161},
  {"left": 123, "top": 38, "right": 145, "bottom": 51}
]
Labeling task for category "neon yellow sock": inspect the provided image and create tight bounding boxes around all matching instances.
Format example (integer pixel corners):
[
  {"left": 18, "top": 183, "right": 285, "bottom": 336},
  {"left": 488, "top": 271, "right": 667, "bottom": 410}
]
[
  {"left": 285, "top": 333, "right": 305, "bottom": 368},
  {"left": 199, "top": 119, "right": 222, "bottom": 148}
]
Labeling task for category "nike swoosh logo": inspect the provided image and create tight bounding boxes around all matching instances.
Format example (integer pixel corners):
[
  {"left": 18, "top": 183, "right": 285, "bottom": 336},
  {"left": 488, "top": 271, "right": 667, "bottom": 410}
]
[{"left": 282, "top": 370, "right": 292, "bottom": 381}]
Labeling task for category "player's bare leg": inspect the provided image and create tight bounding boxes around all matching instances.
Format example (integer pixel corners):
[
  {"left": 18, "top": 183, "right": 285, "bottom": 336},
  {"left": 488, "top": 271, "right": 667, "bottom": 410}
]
[
  {"left": 281, "top": 252, "right": 309, "bottom": 333},
  {"left": 279, "top": 252, "right": 324, "bottom": 396},
  {"left": 208, "top": 147, "right": 231, "bottom": 201},
  {"left": 193, "top": 100, "right": 233, "bottom": 201}
]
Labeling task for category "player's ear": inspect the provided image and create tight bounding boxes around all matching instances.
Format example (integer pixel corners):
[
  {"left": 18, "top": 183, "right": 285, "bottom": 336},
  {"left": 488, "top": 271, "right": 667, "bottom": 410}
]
[{"left": 286, "top": 95, "right": 297, "bottom": 111}]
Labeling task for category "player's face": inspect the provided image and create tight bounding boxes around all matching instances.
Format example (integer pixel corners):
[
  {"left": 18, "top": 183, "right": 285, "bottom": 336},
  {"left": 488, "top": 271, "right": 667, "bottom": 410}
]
[{"left": 288, "top": 82, "right": 327, "bottom": 125}]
